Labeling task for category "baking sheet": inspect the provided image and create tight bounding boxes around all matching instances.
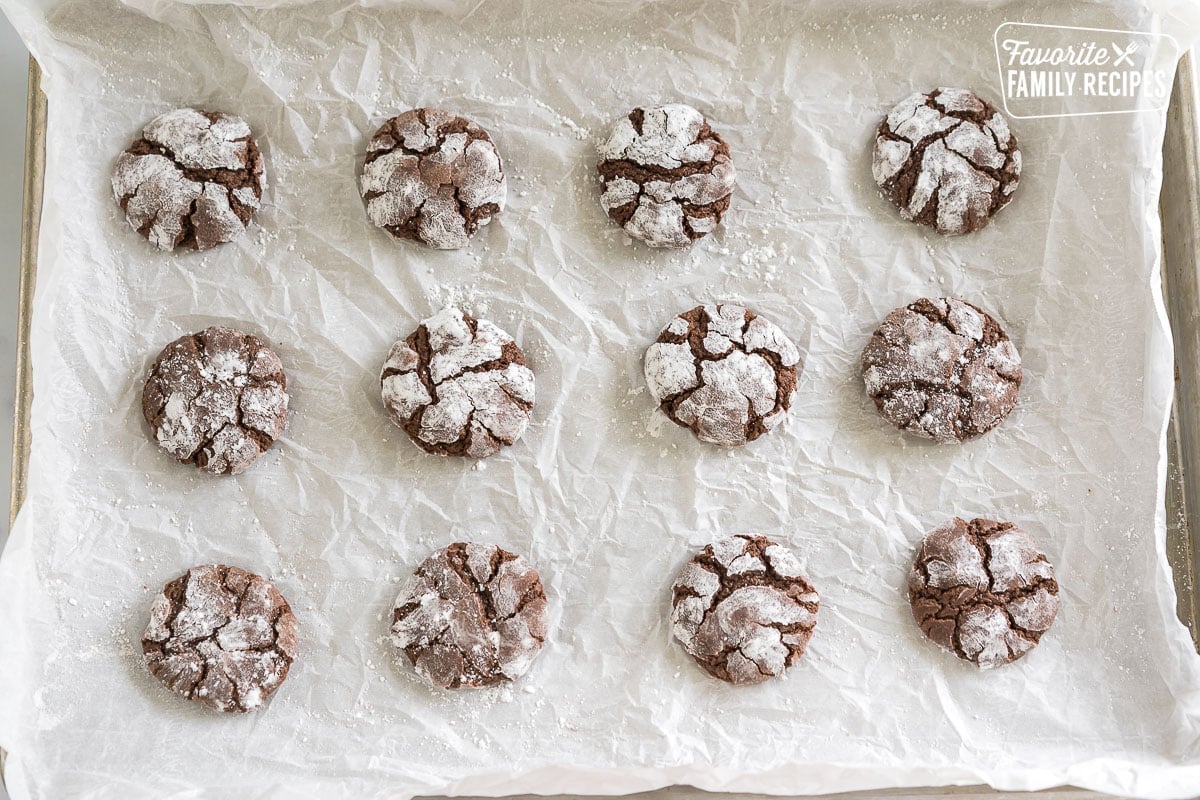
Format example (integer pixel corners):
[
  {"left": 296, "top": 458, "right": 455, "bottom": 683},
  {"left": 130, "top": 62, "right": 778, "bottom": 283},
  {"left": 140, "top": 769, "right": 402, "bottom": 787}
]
[{"left": 3, "top": 0, "right": 1200, "bottom": 798}]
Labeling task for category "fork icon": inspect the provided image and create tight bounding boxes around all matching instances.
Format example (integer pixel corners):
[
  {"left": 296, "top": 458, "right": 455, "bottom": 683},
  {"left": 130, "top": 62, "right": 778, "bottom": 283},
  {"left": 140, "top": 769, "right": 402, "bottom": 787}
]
[{"left": 1112, "top": 41, "right": 1139, "bottom": 67}]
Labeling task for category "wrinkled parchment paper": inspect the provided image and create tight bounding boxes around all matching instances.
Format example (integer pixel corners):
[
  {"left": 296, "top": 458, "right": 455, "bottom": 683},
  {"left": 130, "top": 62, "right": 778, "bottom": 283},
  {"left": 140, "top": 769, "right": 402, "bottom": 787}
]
[{"left": 4, "top": 0, "right": 1200, "bottom": 797}]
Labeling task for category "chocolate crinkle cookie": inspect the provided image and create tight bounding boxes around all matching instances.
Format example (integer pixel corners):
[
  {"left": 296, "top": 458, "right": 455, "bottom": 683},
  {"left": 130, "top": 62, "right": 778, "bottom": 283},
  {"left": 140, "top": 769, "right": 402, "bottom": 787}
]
[
  {"left": 142, "top": 326, "right": 289, "bottom": 475},
  {"left": 360, "top": 108, "right": 506, "bottom": 249},
  {"left": 672, "top": 535, "right": 819, "bottom": 685},
  {"left": 381, "top": 307, "right": 534, "bottom": 458},
  {"left": 644, "top": 304, "right": 800, "bottom": 447},
  {"left": 597, "top": 103, "right": 736, "bottom": 247},
  {"left": 861, "top": 297, "right": 1021, "bottom": 443},
  {"left": 142, "top": 564, "right": 299, "bottom": 713},
  {"left": 112, "top": 108, "right": 265, "bottom": 251},
  {"left": 872, "top": 88, "right": 1021, "bottom": 235},
  {"left": 391, "top": 542, "right": 549, "bottom": 689},
  {"left": 909, "top": 518, "right": 1059, "bottom": 669}
]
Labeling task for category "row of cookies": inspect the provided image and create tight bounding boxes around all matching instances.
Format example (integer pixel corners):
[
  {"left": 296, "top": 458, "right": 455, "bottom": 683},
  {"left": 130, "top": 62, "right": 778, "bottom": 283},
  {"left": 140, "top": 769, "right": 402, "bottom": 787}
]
[
  {"left": 140, "top": 518, "right": 1059, "bottom": 714},
  {"left": 111, "top": 87, "right": 1020, "bottom": 253},
  {"left": 141, "top": 297, "right": 1022, "bottom": 476}
]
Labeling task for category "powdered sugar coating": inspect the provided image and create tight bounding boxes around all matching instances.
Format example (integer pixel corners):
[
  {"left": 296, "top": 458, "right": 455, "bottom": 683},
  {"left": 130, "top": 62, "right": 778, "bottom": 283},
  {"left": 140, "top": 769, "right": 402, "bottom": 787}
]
[
  {"left": 597, "top": 104, "right": 736, "bottom": 247},
  {"left": 112, "top": 108, "right": 264, "bottom": 251},
  {"left": 391, "top": 542, "right": 548, "bottom": 689},
  {"left": 645, "top": 304, "right": 800, "bottom": 447},
  {"left": 381, "top": 308, "right": 535, "bottom": 458},
  {"left": 360, "top": 109, "right": 506, "bottom": 249},
  {"left": 908, "top": 518, "right": 1059, "bottom": 669},
  {"left": 672, "top": 535, "right": 819, "bottom": 685},
  {"left": 873, "top": 88, "right": 1021, "bottom": 235},
  {"left": 141, "top": 326, "right": 289, "bottom": 475},
  {"left": 861, "top": 297, "right": 1021, "bottom": 443},
  {"left": 142, "top": 564, "right": 299, "bottom": 713}
]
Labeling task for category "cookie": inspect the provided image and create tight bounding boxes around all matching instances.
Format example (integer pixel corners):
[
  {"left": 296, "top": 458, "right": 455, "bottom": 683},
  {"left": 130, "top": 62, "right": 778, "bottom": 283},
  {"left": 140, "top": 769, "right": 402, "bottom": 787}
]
[
  {"left": 391, "top": 542, "right": 548, "bottom": 689},
  {"left": 671, "top": 535, "right": 819, "bottom": 685},
  {"left": 380, "top": 307, "right": 534, "bottom": 458},
  {"left": 872, "top": 88, "right": 1021, "bottom": 235},
  {"left": 644, "top": 304, "right": 800, "bottom": 447},
  {"left": 359, "top": 108, "right": 506, "bottom": 249},
  {"left": 597, "top": 104, "right": 736, "bottom": 247},
  {"left": 860, "top": 297, "right": 1021, "bottom": 443},
  {"left": 142, "top": 564, "right": 299, "bottom": 713},
  {"left": 142, "top": 326, "right": 289, "bottom": 475},
  {"left": 111, "top": 108, "right": 265, "bottom": 251},
  {"left": 908, "top": 518, "right": 1059, "bottom": 669}
]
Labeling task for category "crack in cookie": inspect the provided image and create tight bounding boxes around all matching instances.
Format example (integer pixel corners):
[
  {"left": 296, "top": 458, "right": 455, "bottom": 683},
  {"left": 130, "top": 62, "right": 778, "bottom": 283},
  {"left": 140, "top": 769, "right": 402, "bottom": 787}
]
[
  {"left": 644, "top": 304, "right": 800, "bottom": 447},
  {"left": 112, "top": 108, "right": 265, "bottom": 251},
  {"left": 142, "top": 326, "right": 289, "bottom": 475},
  {"left": 360, "top": 108, "right": 506, "bottom": 249},
  {"left": 391, "top": 542, "right": 548, "bottom": 689},
  {"left": 672, "top": 535, "right": 819, "bottom": 685},
  {"left": 142, "top": 564, "right": 299, "bottom": 713},
  {"left": 908, "top": 518, "right": 1059, "bottom": 669},
  {"left": 597, "top": 104, "right": 736, "bottom": 247},
  {"left": 860, "top": 297, "right": 1021, "bottom": 443},
  {"left": 381, "top": 308, "right": 535, "bottom": 458},
  {"left": 872, "top": 88, "right": 1021, "bottom": 235}
]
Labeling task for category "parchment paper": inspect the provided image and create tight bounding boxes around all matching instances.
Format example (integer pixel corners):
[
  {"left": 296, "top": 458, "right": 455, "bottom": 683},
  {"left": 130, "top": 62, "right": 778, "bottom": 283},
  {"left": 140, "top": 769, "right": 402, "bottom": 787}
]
[{"left": 3, "top": 0, "right": 1200, "bottom": 797}]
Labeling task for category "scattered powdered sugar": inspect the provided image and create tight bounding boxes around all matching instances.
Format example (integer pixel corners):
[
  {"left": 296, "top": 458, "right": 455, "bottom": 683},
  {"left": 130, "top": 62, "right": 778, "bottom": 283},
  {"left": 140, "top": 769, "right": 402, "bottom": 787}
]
[
  {"left": 597, "top": 104, "right": 736, "bottom": 248},
  {"left": 112, "top": 108, "right": 264, "bottom": 251},
  {"left": 644, "top": 304, "right": 800, "bottom": 447},
  {"left": 360, "top": 108, "right": 507, "bottom": 250},
  {"left": 381, "top": 308, "right": 535, "bottom": 458}
]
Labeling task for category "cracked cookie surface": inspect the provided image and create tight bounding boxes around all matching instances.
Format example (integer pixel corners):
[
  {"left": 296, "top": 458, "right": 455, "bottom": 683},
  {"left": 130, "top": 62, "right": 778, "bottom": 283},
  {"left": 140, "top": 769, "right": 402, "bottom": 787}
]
[
  {"left": 672, "top": 535, "right": 819, "bottom": 685},
  {"left": 360, "top": 108, "right": 506, "bottom": 249},
  {"left": 872, "top": 88, "right": 1021, "bottom": 235},
  {"left": 381, "top": 307, "right": 534, "bottom": 458},
  {"left": 644, "top": 304, "right": 800, "bottom": 447},
  {"left": 142, "top": 326, "right": 289, "bottom": 475},
  {"left": 860, "top": 297, "right": 1021, "bottom": 443},
  {"left": 112, "top": 108, "right": 265, "bottom": 251},
  {"left": 142, "top": 564, "right": 299, "bottom": 713},
  {"left": 597, "top": 104, "right": 736, "bottom": 247},
  {"left": 908, "top": 518, "right": 1059, "bottom": 669},
  {"left": 391, "top": 542, "right": 548, "bottom": 689}
]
